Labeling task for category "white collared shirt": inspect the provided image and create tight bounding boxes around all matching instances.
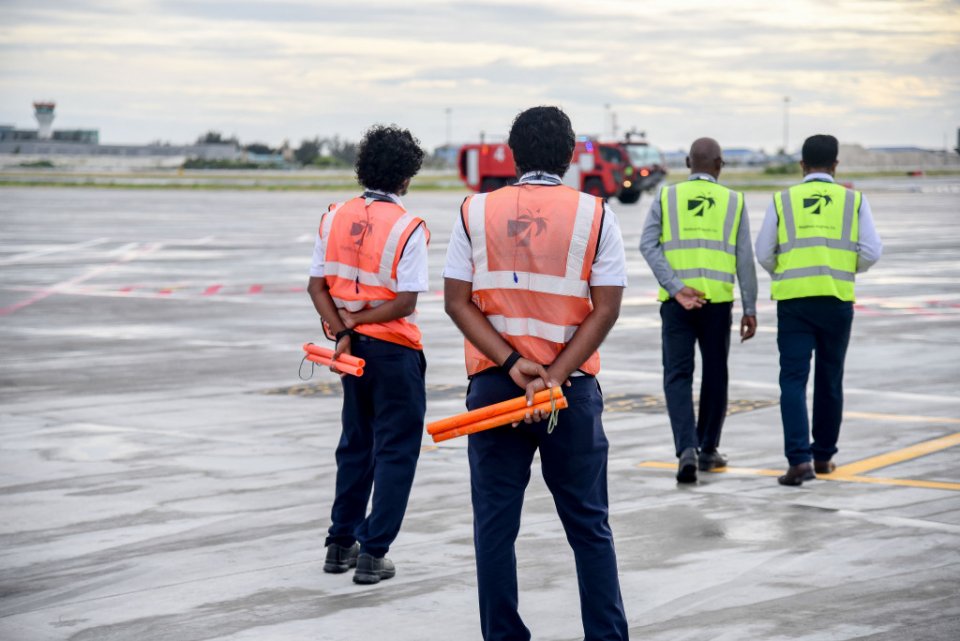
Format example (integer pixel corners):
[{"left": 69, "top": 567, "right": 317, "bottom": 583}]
[
  {"left": 754, "top": 173, "right": 883, "bottom": 275},
  {"left": 308, "top": 190, "right": 429, "bottom": 292},
  {"left": 443, "top": 172, "right": 628, "bottom": 286}
]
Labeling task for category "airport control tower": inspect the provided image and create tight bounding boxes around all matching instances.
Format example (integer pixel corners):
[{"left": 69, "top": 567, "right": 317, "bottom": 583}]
[{"left": 33, "top": 101, "right": 55, "bottom": 139}]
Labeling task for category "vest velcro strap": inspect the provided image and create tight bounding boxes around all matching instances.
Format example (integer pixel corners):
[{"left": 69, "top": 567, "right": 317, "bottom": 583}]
[
  {"left": 673, "top": 268, "right": 735, "bottom": 283},
  {"left": 780, "top": 237, "right": 859, "bottom": 253},
  {"left": 662, "top": 238, "right": 737, "bottom": 254},
  {"left": 486, "top": 314, "right": 578, "bottom": 344},
  {"left": 772, "top": 266, "right": 855, "bottom": 282},
  {"left": 473, "top": 271, "right": 590, "bottom": 298}
]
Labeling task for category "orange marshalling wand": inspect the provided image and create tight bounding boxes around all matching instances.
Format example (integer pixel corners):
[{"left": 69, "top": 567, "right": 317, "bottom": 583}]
[
  {"left": 305, "top": 353, "right": 364, "bottom": 377},
  {"left": 431, "top": 395, "right": 569, "bottom": 443},
  {"left": 303, "top": 343, "right": 365, "bottom": 368},
  {"left": 427, "top": 387, "right": 563, "bottom": 435}
]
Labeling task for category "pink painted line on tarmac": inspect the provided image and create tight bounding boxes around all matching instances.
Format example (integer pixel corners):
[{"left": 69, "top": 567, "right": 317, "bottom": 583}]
[
  {"left": 157, "top": 288, "right": 174, "bottom": 296},
  {"left": 202, "top": 284, "right": 223, "bottom": 296},
  {"left": 118, "top": 286, "right": 137, "bottom": 294},
  {"left": 0, "top": 242, "right": 163, "bottom": 316},
  {"left": 248, "top": 284, "right": 263, "bottom": 294}
]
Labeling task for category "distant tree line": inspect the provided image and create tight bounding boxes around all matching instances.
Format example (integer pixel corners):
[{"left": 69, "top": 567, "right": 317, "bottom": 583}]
[
  {"left": 191, "top": 130, "right": 449, "bottom": 169},
  {"left": 194, "top": 130, "right": 356, "bottom": 168}
]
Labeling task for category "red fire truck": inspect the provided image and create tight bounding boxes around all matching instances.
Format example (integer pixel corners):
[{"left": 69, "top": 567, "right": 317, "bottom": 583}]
[
  {"left": 609, "top": 132, "right": 668, "bottom": 204},
  {"left": 457, "top": 139, "right": 623, "bottom": 199}
]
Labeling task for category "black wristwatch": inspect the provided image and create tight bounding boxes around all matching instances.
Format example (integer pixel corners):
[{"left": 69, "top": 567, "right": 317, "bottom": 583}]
[
  {"left": 335, "top": 328, "right": 352, "bottom": 343},
  {"left": 501, "top": 351, "right": 522, "bottom": 373}
]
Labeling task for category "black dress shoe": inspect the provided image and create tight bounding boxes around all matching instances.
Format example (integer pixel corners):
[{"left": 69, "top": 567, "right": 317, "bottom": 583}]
[
  {"left": 676, "top": 447, "right": 698, "bottom": 484},
  {"left": 814, "top": 460, "right": 836, "bottom": 474},
  {"left": 323, "top": 542, "right": 359, "bottom": 574},
  {"left": 698, "top": 450, "right": 728, "bottom": 471},
  {"left": 778, "top": 462, "right": 816, "bottom": 486},
  {"left": 353, "top": 553, "right": 396, "bottom": 585}
]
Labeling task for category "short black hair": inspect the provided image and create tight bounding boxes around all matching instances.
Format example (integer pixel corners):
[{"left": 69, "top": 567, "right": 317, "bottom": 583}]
[
  {"left": 507, "top": 106, "right": 575, "bottom": 177},
  {"left": 802, "top": 134, "right": 839, "bottom": 168},
  {"left": 355, "top": 125, "right": 424, "bottom": 193}
]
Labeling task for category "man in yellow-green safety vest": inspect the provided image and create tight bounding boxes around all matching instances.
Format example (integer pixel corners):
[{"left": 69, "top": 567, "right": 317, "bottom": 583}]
[
  {"left": 756, "top": 134, "right": 883, "bottom": 486},
  {"left": 641, "top": 137, "right": 758, "bottom": 484}
]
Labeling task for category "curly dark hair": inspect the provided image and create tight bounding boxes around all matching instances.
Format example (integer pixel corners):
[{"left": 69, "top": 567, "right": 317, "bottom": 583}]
[
  {"left": 507, "top": 106, "right": 575, "bottom": 177},
  {"left": 355, "top": 125, "right": 424, "bottom": 193}
]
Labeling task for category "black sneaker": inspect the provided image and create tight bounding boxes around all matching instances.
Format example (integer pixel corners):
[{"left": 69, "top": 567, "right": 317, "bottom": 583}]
[
  {"left": 353, "top": 553, "right": 396, "bottom": 585},
  {"left": 323, "top": 542, "right": 359, "bottom": 574},
  {"left": 698, "top": 450, "right": 728, "bottom": 471},
  {"left": 676, "top": 447, "right": 698, "bottom": 484}
]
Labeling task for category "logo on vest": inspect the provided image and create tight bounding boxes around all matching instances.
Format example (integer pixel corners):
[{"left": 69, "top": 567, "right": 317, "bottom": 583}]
[
  {"left": 802, "top": 193, "right": 832, "bottom": 215},
  {"left": 350, "top": 220, "right": 373, "bottom": 247},
  {"left": 687, "top": 194, "right": 716, "bottom": 217},
  {"left": 507, "top": 210, "right": 547, "bottom": 247}
]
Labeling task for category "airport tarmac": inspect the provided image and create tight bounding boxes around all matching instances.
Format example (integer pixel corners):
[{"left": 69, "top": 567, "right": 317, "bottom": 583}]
[{"left": 1, "top": 184, "right": 959, "bottom": 641}]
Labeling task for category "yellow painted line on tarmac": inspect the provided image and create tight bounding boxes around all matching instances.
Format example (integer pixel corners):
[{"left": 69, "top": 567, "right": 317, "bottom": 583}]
[
  {"left": 827, "top": 474, "right": 960, "bottom": 492},
  {"left": 637, "top": 461, "right": 783, "bottom": 477},
  {"left": 832, "top": 432, "right": 960, "bottom": 476},
  {"left": 636, "top": 462, "right": 960, "bottom": 491},
  {"left": 844, "top": 411, "right": 960, "bottom": 425},
  {"left": 637, "top": 443, "right": 960, "bottom": 492}
]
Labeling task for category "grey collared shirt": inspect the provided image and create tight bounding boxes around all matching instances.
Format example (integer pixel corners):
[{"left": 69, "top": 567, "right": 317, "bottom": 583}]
[
  {"left": 754, "top": 172, "right": 883, "bottom": 275},
  {"left": 639, "top": 173, "right": 758, "bottom": 316}
]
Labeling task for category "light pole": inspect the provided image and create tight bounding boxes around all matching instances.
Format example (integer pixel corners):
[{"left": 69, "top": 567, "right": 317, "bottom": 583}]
[
  {"left": 782, "top": 96, "right": 790, "bottom": 155},
  {"left": 445, "top": 107, "right": 452, "bottom": 149}
]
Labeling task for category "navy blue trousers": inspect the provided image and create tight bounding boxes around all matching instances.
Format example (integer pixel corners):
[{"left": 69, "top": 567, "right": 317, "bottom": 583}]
[
  {"left": 660, "top": 300, "right": 732, "bottom": 456},
  {"left": 325, "top": 335, "right": 426, "bottom": 558},
  {"left": 777, "top": 297, "right": 854, "bottom": 466},
  {"left": 466, "top": 370, "right": 628, "bottom": 641}
]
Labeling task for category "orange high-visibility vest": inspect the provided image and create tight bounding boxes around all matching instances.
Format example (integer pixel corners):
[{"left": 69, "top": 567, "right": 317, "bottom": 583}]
[
  {"left": 321, "top": 196, "right": 428, "bottom": 351},
  {"left": 463, "top": 184, "right": 603, "bottom": 376}
]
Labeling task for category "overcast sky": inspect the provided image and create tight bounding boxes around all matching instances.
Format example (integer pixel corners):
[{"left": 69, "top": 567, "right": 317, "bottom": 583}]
[{"left": 1, "top": 0, "right": 958, "bottom": 152}]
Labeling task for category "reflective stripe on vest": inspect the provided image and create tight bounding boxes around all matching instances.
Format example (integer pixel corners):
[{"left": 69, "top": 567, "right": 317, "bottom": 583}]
[
  {"left": 322, "top": 197, "right": 427, "bottom": 349},
  {"left": 658, "top": 180, "right": 742, "bottom": 303},
  {"left": 772, "top": 181, "right": 860, "bottom": 301},
  {"left": 463, "top": 185, "right": 603, "bottom": 376}
]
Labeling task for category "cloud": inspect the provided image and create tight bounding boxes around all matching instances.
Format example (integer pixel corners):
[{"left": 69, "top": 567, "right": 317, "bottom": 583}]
[{"left": 0, "top": 0, "right": 957, "bottom": 149}]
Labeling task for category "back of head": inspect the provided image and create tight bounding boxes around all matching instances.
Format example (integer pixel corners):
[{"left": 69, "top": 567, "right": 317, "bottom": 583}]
[
  {"left": 801, "top": 134, "right": 839, "bottom": 169},
  {"left": 507, "top": 106, "right": 575, "bottom": 177},
  {"left": 687, "top": 137, "right": 722, "bottom": 175},
  {"left": 355, "top": 125, "right": 425, "bottom": 193}
]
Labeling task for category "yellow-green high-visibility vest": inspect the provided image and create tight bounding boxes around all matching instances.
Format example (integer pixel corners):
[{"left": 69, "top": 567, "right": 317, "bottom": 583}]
[
  {"left": 772, "top": 180, "right": 861, "bottom": 301},
  {"left": 658, "top": 179, "right": 743, "bottom": 303}
]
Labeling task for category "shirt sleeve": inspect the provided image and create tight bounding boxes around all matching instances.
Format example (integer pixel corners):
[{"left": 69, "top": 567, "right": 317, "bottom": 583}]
[
  {"left": 308, "top": 222, "right": 326, "bottom": 278},
  {"left": 590, "top": 204, "right": 628, "bottom": 287},
  {"left": 754, "top": 200, "right": 780, "bottom": 275},
  {"left": 735, "top": 202, "right": 758, "bottom": 316},
  {"left": 856, "top": 194, "right": 883, "bottom": 273},
  {"left": 395, "top": 224, "right": 429, "bottom": 292},
  {"left": 443, "top": 208, "right": 475, "bottom": 282},
  {"left": 639, "top": 191, "right": 684, "bottom": 296}
]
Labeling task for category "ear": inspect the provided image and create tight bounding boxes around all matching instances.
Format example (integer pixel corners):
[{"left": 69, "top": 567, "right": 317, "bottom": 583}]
[{"left": 685, "top": 156, "right": 691, "bottom": 169}]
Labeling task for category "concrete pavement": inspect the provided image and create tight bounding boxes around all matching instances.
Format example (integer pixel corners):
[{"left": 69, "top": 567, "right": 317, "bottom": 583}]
[{"left": 1, "top": 184, "right": 959, "bottom": 640}]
